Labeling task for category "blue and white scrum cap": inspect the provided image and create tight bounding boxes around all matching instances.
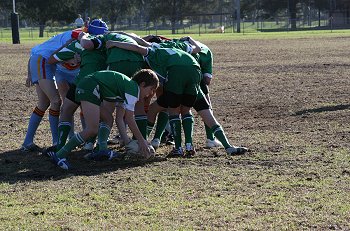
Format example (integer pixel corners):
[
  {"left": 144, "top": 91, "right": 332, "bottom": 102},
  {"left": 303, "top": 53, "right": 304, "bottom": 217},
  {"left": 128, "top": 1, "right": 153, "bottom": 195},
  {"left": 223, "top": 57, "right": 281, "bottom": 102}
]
[{"left": 88, "top": 19, "right": 108, "bottom": 35}]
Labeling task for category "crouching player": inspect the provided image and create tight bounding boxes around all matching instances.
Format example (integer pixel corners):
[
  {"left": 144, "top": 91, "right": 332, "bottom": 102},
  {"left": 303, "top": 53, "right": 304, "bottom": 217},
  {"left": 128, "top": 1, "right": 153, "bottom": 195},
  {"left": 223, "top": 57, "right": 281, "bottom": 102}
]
[{"left": 49, "top": 69, "right": 159, "bottom": 170}]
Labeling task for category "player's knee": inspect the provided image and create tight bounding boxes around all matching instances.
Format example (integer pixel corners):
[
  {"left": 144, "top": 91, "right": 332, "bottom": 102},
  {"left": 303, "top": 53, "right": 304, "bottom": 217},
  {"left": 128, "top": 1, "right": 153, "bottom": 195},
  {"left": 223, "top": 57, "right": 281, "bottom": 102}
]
[
  {"left": 37, "top": 96, "right": 50, "bottom": 110},
  {"left": 204, "top": 117, "right": 217, "bottom": 128},
  {"left": 50, "top": 97, "right": 62, "bottom": 110},
  {"left": 37, "top": 102, "right": 50, "bottom": 112}
]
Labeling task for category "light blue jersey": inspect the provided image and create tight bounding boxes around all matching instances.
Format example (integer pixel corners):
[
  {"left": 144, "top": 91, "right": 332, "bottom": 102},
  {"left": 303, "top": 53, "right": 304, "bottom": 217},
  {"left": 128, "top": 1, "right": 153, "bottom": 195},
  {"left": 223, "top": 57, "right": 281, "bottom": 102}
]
[
  {"left": 30, "top": 31, "right": 72, "bottom": 59},
  {"left": 29, "top": 31, "right": 73, "bottom": 83}
]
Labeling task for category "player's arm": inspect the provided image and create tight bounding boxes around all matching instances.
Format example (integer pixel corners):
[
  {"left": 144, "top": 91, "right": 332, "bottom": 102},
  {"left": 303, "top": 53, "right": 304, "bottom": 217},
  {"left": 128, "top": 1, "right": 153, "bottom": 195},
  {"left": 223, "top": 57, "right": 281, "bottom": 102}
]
[
  {"left": 203, "top": 73, "right": 212, "bottom": 85},
  {"left": 106, "top": 41, "right": 148, "bottom": 56},
  {"left": 118, "top": 31, "right": 152, "bottom": 47},
  {"left": 115, "top": 104, "right": 131, "bottom": 146},
  {"left": 47, "top": 38, "right": 75, "bottom": 64},
  {"left": 47, "top": 55, "right": 59, "bottom": 64},
  {"left": 180, "top": 36, "right": 201, "bottom": 54},
  {"left": 48, "top": 57, "right": 77, "bottom": 68},
  {"left": 201, "top": 55, "right": 213, "bottom": 85},
  {"left": 47, "top": 38, "right": 76, "bottom": 64},
  {"left": 79, "top": 32, "right": 102, "bottom": 50}
]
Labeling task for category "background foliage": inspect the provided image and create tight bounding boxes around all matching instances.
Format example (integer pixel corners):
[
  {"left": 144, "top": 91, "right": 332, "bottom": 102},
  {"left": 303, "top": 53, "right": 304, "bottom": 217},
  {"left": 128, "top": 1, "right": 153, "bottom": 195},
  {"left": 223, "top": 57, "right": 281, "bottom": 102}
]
[{"left": 0, "top": 0, "right": 348, "bottom": 36}]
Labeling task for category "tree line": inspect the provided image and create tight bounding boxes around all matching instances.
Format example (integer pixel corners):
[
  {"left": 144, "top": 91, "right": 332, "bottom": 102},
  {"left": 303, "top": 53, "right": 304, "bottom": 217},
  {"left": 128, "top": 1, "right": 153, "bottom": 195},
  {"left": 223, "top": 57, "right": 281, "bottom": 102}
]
[{"left": 0, "top": 0, "right": 339, "bottom": 36}]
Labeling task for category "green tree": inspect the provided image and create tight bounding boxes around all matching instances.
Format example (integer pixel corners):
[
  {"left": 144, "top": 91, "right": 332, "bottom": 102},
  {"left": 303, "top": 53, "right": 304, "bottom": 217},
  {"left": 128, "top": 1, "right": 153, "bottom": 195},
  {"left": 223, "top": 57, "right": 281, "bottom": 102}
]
[
  {"left": 310, "top": 0, "right": 328, "bottom": 27},
  {"left": 16, "top": 0, "right": 82, "bottom": 37},
  {"left": 241, "top": 0, "right": 257, "bottom": 20},
  {"left": 259, "top": 0, "right": 297, "bottom": 29},
  {"left": 95, "top": 0, "right": 138, "bottom": 31},
  {"left": 145, "top": 0, "right": 204, "bottom": 34}
]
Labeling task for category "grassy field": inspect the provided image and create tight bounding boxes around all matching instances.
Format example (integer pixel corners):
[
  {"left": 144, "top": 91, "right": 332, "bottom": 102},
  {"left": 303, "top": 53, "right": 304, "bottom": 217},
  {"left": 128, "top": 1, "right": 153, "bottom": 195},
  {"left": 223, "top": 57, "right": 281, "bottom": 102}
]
[{"left": 0, "top": 31, "right": 350, "bottom": 230}]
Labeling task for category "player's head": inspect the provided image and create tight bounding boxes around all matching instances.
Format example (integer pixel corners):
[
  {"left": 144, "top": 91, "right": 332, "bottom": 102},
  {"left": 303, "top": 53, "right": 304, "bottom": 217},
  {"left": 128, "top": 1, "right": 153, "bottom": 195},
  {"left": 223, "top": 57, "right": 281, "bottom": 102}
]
[
  {"left": 143, "top": 35, "right": 171, "bottom": 43},
  {"left": 132, "top": 69, "right": 159, "bottom": 98},
  {"left": 88, "top": 19, "right": 108, "bottom": 35},
  {"left": 144, "top": 35, "right": 162, "bottom": 43}
]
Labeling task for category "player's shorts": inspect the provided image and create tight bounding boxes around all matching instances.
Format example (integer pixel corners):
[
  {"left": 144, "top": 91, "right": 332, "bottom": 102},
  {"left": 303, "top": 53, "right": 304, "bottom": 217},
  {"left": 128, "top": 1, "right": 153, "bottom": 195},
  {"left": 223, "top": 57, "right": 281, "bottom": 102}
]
[
  {"left": 55, "top": 68, "right": 79, "bottom": 84},
  {"left": 157, "top": 88, "right": 207, "bottom": 109},
  {"left": 75, "top": 78, "right": 102, "bottom": 106},
  {"left": 65, "top": 83, "right": 80, "bottom": 105},
  {"left": 165, "top": 65, "right": 201, "bottom": 95},
  {"left": 29, "top": 54, "right": 56, "bottom": 84},
  {"left": 108, "top": 61, "right": 147, "bottom": 77},
  {"left": 193, "top": 90, "right": 211, "bottom": 112}
]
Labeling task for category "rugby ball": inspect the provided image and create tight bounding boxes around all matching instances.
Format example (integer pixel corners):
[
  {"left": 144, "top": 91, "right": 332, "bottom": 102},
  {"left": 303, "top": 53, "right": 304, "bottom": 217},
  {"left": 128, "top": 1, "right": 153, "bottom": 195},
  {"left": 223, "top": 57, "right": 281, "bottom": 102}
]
[{"left": 125, "top": 140, "right": 155, "bottom": 158}]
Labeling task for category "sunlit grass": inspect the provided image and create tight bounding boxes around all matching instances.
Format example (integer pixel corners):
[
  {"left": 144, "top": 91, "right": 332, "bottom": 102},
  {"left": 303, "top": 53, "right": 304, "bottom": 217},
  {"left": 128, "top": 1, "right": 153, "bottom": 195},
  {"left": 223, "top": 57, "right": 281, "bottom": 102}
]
[{"left": 1, "top": 26, "right": 350, "bottom": 44}]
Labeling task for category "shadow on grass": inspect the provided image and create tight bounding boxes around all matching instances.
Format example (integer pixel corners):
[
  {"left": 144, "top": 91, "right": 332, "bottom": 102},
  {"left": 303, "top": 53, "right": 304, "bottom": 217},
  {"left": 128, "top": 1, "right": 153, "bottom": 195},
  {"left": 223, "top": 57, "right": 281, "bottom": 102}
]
[
  {"left": 294, "top": 104, "right": 350, "bottom": 116},
  {"left": 0, "top": 148, "right": 167, "bottom": 184}
]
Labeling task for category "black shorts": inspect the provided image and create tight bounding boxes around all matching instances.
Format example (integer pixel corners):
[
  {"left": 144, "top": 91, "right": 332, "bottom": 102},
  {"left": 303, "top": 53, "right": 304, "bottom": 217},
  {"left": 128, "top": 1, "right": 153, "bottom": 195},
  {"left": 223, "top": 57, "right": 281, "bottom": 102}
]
[
  {"left": 193, "top": 95, "right": 211, "bottom": 112},
  {"left": 157, "top": 90, "right": 197, "bottom": 108},
  {"left": 65, "top": 83, "right": 81, "bottom": 105}
]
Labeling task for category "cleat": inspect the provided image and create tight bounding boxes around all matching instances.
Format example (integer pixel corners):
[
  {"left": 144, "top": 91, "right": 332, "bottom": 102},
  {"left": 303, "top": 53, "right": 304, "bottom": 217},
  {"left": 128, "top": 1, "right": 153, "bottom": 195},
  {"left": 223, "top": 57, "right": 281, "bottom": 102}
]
[
  {"left": 160, "top": 130, "right": 170, "bottom": 144},
  {"left": 83, "top": 142, "right": 94, "bottom": 151},
  {"left": 165, "top": 134, "right": 175, "bottom": 145},
  {"left": 107, "top": 135, "right": 121, "bottom": 145},
  {"left": 226, "top": 146, "right": 248, "bottom": 156},
  {"left": 51, "top": 153, "right": 70, "bottom": 170},
  {"left": 206, "top": 138, "right": 223, "bottom": 148},
  {"left": 41, "top": 145, "right": 57, "bottom": 157},
  {"left": 160, "top": 130, "right": 175, "bottom": 145},
  {"left": 84, "top": 149, "right": 122, "bottom": 161},
  {"left": 184, "top": 143, "right": 196, "bottom": 158},
  {"left": 151, "top": 138, "right": 161, "bottom": 149},
  {"left": 21, "top": 143, "right": 42, "bottom": 153},
  {"left": 167, "top": 147, "right": 184, "bottom": 158},
  {"left": 185, "top": 149, "right": 196, "bottom": 157}
]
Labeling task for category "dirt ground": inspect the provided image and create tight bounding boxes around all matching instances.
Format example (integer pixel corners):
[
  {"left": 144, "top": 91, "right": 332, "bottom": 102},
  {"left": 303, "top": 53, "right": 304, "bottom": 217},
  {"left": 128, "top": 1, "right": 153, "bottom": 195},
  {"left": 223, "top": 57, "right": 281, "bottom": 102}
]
[
  {"left": 0, "top": 36, "right": 349, "bottom": 229},
  {"left": 1, "top": 37, "right": 349, "bottom": 154},
  {"left": 1, "top": 36, "right": 350, "bottom": 182}
]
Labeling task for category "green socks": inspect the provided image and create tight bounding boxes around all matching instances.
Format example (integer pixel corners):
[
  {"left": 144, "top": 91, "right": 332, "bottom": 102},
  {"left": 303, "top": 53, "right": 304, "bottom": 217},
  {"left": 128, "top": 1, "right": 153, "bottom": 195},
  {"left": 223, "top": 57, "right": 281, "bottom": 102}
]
[
  {"left": 56, "top": 133, "right": 85, "bottom": 158},
  {"left": 182, "top": 113, "right": 194, "bottom": 145},
  {"left": 146, "top": 120, "right": 155, "bottom": 138},
  {"left": 205, "top": 124, "right": 215, "bottom": 140},
  {"left": 135, "top": 115, "right": 148, "bottom": 139},
  {"left": 56, "top": 122, "right": 72, "bottom": 152},
  {"left": 98, "top": 122, "right": 111, "bottom": 151},
  {"left": 169, "top": 115, "right": 182, "bottom": 149},
  {"left": 211, "top": 124, "right": 231, "bottom": 149},
  {"left": 153, "top": 111, "right": 169, "bottom": 140}
]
